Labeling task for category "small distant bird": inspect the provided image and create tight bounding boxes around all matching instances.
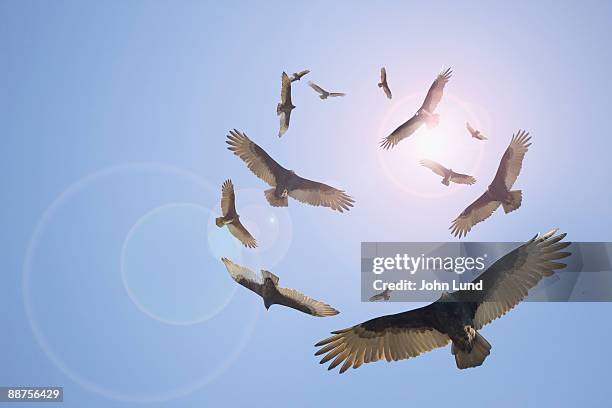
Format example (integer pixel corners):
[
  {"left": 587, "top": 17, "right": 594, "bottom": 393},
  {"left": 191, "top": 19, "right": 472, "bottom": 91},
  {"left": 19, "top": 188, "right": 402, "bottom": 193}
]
[
  {"left": 380, "top": 68, "right": 452, "bottom": 150},
  {"left": 420, "top": 159, "right": 476, "bottom": 186},
  {"left": 277, "top": 72, "right": 295, "bottom": 137},
  {"left": 466, "top": 122, "right": 487, "bottom": 140},
  {"left": 226, "top": 130, "right": 354, "bottom": 212},
  {"left": 308, "top": 81, "right": 346, "bottom": 99},
  {"left": 378, "top": 67, "right": 392, "bottom": 99},
  {"left": 222, "top": 258, "right": 339, "bottom": 317},
  {"left": 369, "top": 288, "right": 392, "bottom": 302},
  {"left": 315, "top": 230, "right": 570, "bottom": 373},
  {"left": 450, "top": 130, "right": 531, "bottom": 238},
  {"left": 215, "top": 179, "right": 257, "bottom": 248},
  {"left": 290, "top": 69, "right": 310, "bottom": 82}
]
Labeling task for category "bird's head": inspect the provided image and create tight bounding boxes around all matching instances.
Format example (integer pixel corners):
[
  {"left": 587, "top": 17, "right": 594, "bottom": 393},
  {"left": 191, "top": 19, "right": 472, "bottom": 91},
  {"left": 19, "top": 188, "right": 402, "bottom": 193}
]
[{"left": 281, "top": 188, "right": 288, "bottom": 198}]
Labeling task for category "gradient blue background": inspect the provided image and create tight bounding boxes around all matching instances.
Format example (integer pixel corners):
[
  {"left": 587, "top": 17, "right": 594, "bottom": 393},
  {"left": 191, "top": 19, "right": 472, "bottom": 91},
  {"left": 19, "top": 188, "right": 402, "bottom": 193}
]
[{"left": 2, "top": 1, "right": 611, "bottom": 407}]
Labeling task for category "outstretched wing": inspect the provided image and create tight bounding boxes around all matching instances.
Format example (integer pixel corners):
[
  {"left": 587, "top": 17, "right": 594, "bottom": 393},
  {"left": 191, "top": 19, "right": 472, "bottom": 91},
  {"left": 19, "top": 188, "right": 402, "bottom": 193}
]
[
  {"left": 280, "top": 72, "right": 292, "bottom": 106},
  {"left": 220, "top": 179, "right": 236, "bottom": 216},
  {"left": 308, "top": 81, "right": 326, "bottom": 95},
  {"left": 315, "top": 304, "right": 450, "bottom": 373},
  {"left": 450, "top": 191, "right": 501, "bottom": 238},
  {"left": 227, "top": 221, "right": 257, "bottom": 248},
  {"left": 380, "top": 114, "right": 424, "bottom": 150},
  {"left": 380, "top": 67, "right": 386, "bottom": 82},
  {"left": 328, "top": 92, "right": 346, "bottom": 97},
  {"left": 226, "top": 129, "right": 286, "bottom": 187},
  {"left": 278, "top": 110, "right": 291, "bottom": 138},
  {"left": 449, "top": 171, "right": 476, "bottom": 185},
  {"left": 292, "top": 69, "right": 310, "bottom": 81},
  {"left": 288, "top": 175, "right": 354, "bottom": 212},
  {"left": 275, "top": 286, "right": 339, "bottom": 317},
  {"left": 491, "top": 130, "right": 531, "bottom": 190},
  {"left": 456, "top": 230, "right": 570, "bottom": 329},
  {"left": 420, "top": 159, "right": 449, "bottom": 177},
  {"left": 420, "top": 67, "right": 452, "bottom": 112},
  {"left": 221, "top": 258, "right": 263, "bottom": 296}
]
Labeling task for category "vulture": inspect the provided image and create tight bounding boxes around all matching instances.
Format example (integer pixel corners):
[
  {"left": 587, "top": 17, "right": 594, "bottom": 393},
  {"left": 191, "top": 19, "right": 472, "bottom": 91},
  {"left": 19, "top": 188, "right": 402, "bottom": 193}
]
[
  {"left": 215, "top": 179, "right": 257, "bottom": 248},
  {"left": 380, "top": 68, "right": 452, "bottom": 150},
  {"left": 226, "top": 129, "right": 354, "bottom": 212},
  {"left": 308, "top": 81, "right": 346, "bottom": 99},
  {"left": 450, "top": 130, "right": 531, "bottom": 238},
  {"left": 378, "top": 67, "right": 392, "bottom": 99},
  {"left": 277, "top": 72, "right": 295, "bottom": 137},
  {"left": 290, "top": 69, "right": 310, "bottom": 82},
  {"left": 369, "top": 288, "right": 392, "bottom": 302},
  {"left": 420, "top": 159, "right": 476, "bottom": 186},
  {"left": 221, "top": 258, "right": 339, "bottom": 317},
  {"left": 315, "top": 229, "right": 570, "bottom": 373},
  {"left": 467, "top": 122, "right": 487, "bottom": 140}
]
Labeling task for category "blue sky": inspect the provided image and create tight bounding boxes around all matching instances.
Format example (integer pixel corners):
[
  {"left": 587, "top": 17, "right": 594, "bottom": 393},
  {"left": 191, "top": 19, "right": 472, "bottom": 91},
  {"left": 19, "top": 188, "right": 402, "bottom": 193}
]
[{"left": 2, "top": 1, "right": 611, "bottom": 407}]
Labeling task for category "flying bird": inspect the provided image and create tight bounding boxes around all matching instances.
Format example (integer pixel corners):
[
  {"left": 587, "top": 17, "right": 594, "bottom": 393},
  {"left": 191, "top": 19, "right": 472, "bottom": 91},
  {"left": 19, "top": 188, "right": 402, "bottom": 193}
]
[
  {"left": 380, "top": 68, "right": 452, "bottom": 150},
  {"left": 226, "top": 129, "right": 354, "bottom": 212},
  {"left": 450, "top": 130, "right": 531, "bottom": 238},
  {"left": 215, "top": 179, "right": 257, "bottom": 248},
  {"left": 378, "top": 67, "right": 392, "bottom": 99},
  {"left": 308, "top": 81, "right": 346, "bottom": 99},
  {"left": 315, "top": 230, "right": 570, "bottom": 373},
  {"left": 221, "top": 258, "right": 339, "bottom": 317},
  {"left": 290, "top": 69, "right": 310, "bottom": 82},
  {"left": 420, "top": 159, "right": 476, "bottom": 186},
  {"left": 467, "top": 122, "right": 487, "bottom": 140},
  {"left": 277, "top": 72, "right": 295, "bottom": 137},
  {"left": 369, "top": 288, "right": 392, "bottom": 302}
]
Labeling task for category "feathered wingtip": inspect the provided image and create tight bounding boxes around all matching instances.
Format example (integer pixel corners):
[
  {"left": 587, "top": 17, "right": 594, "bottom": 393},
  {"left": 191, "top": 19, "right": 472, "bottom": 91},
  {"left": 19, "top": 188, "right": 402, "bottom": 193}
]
[{"left": 438, "top": 67, "right": 453, "bottom": 82}]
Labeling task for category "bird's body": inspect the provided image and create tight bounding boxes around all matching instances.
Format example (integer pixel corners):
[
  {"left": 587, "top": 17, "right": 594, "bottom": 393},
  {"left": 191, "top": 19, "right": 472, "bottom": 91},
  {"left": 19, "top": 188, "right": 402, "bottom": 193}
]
[
  {"left": 222, "top": 258, "right": 339, "bottom": 317},
  {"left": 378, "top": 67, "right": 392, "bottom": 99},
  {"left": 226, "top": 130, "right": 354, "bottom": 212},
  {"left": 290, "top": 69, "right": 310, "bottom": 82},
  {"left": 215, "top": 179, "right": 257, "bottom": 248},
  {"left": 420, "top": 159, "right": 476, "bottom": 186},
  {"left": 466, "top": 122, "right": 487, "bottom": 140},
  {"left": 380, "top": 68, "right": 452, "bottom": 150},
  {"left": 277, "top": 72, "right": 295, "bottom": 137},
  {"left": 450, "top": 130, "right": 531, "bottom": 237},
  {"left": 315, "top": 230, "right": 570, "bottom": 373},
  {"left": 308, "top": 81, "right": 345, "bottom": 99}
]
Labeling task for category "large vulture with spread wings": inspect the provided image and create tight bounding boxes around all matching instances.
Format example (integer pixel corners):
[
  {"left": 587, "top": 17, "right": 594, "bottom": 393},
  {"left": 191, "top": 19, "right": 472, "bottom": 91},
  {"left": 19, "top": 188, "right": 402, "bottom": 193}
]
[
  {"left": 420, "top": 159, "right": 476, "bottom": 186},
  {"left": 380, "top": 68, "right": 452, "bottom": 150},
  {"left": 290, "top": 69, "right": 310, "bottom": 82},
  {"left": 277, "top": 72, "right": 295, "bottom": 137},
  {"left": 466, "top": 122, "right": 487, "bottom": 140},
  {"left": 450, "top": 130, "right": 531, "bottom": 238},
  {"left": 226, "top": 130, "right": 354, "bottom": 212},
  {"left": 315, "top": 230, "right": 570, "bottom": 373},
  {"left": 222, "top": 258, "right": 339, "bottom": 317},
  {"left": 215, "top": 179, "right": 257, "bottom": 248}
]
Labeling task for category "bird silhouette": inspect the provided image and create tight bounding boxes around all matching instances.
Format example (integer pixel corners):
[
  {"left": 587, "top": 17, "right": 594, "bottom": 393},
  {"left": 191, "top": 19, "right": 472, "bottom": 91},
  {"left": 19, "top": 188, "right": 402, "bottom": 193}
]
[
  {"left": 450, "top": 130, "right": 531, "bottom": 238},
  {"left": 222, "top": 258, "right": 340, "bottom": 317},
  {"left": 226, "top": 130, "right": 354, "bottom": 212},
  {"left": 315, "top": 230, "right": 570, "bottom": 373},
  {"left": 380, "top": 68, "right": 452, "bottom": 150}
]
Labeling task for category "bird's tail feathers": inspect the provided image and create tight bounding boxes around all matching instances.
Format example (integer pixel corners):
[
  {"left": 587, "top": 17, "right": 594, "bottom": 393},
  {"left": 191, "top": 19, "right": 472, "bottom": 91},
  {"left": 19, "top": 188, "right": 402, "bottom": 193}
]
[
  {"left": 261, "top": 270, "right": 279, "bottom": 285},
  {"left": 424, "top": 113, "right": 440, "bottom": 128},
  {"left": 441, "top": 178, "right": 450, "bottom": 186},
  {"left": 502, "top": 190, "right": 522, "bottom": 213},
  {"left": 452, "top": 332, "right": 491, "bottom": 369},
  {"left": 215, "top": 217, "right": 225, "bottom": 227},
  {"left": 264, "top": 188, "right": 288, "bottom": 207}
]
